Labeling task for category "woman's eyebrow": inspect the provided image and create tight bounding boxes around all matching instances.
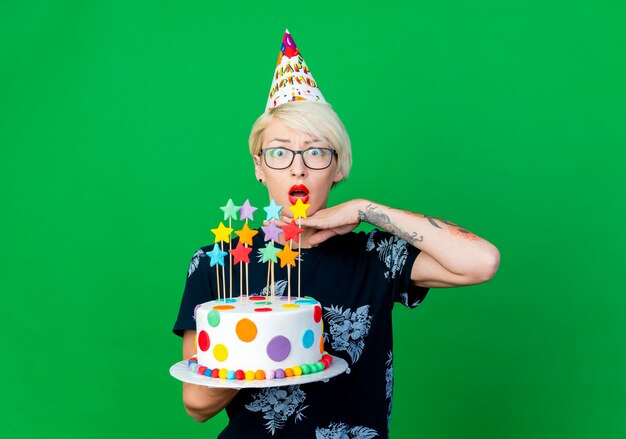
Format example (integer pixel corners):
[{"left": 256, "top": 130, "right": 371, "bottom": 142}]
[
  {"left": 266, "top": 138, "right": 322, "bottom": 144},
  {"left": 267, "top": 138, "right": 291, "bottom": 143}
]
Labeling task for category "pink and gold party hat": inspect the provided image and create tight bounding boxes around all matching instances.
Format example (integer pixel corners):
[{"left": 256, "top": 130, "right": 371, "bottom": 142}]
[{"left": 266, "top": 29, "right": 326, "bottom": 111}]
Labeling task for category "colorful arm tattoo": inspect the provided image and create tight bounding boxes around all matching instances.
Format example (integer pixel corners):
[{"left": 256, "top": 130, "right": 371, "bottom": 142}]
[
  {"left": 358, "top": 204, "right": 424, "bottom": 245},
  {"left": 358, "top": 205, "right": 480, "bottom": 243},
  {"left": 421, "top": 215, "right": 479, "bottom": 240}
]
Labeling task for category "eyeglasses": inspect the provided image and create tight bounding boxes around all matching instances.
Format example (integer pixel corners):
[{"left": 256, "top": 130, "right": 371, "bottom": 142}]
[{"left": 260, "top": 147, "right": 337, "bottom": 170}]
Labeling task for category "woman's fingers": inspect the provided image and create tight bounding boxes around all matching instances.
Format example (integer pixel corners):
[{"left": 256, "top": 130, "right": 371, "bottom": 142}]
[
  {"left": 263, "top": 218, "right": 289, "bottom": 228},
  {"left": 298, "top": 217, "right": 321, "bottom": 228},
  {"left": 300, "top": 216, "right": 356, "bottom": 231}
]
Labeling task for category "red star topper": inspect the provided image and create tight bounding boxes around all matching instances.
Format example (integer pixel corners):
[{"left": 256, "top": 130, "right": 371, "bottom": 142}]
[
  {"left": 229, "top": 242, "right": 253, "bottom": 264},
  {"left": 282, "top": 219, "right": 304, "bottom": 243}
]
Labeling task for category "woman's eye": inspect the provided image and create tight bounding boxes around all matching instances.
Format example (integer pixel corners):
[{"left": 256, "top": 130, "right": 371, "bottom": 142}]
[
  {"left": 308, "top": 148, "right": 322, "bottom": 157},
  {"left": 270, "top": 148, "right": 287, "bottom": 158}
]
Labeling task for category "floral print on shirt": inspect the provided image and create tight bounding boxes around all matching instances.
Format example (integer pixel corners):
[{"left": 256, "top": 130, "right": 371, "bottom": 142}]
[
  {"left": 245, "top": 385, "right": 308, "bottom": 436},
  {"left": 315, "top": 422, "right": 378, "bottom": 438},
  {"left": 323, "top": 304, "right": 372, "bottom": 364}
]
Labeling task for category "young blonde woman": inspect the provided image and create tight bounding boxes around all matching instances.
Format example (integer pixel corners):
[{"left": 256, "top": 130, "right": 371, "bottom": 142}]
[{"left": 174, "top": 100, "right": 500, "bottom": 437}]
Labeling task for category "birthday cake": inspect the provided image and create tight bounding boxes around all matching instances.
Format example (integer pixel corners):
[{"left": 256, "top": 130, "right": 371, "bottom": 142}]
[
  {"left": 185, "top": 197, "right": 334, "bottom": 381},
  {"left": 188, "top": 295, "right": 332, "bottom": 380}
]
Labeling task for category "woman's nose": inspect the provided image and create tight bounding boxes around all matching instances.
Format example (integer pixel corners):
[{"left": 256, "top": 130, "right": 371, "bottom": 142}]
[{"left": 290, "top": 153, "right": 307, "bottom": 176}]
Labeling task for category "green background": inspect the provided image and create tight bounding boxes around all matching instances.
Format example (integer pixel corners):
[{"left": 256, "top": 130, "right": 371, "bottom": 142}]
[{"left": 2, "top": 1, "right": 625, "bottom": 437}]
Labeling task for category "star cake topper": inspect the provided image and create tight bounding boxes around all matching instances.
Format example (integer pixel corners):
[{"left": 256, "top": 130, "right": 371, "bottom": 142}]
[
  {"left": 263, "top": 199, "right": 283, "bottom": 221},
  {"left": 206, "top": 244, "right": 228, "bottom": 267},
  {"left": 211, "top": 221, "right": 233, "bottom": 244},
  {"left": 235, "top": 222, "right": 259, "bottom": 246},
  {"left": 258, "top": 241, "right": 280, "bottom": 263},
  {"left": 261, "top": 220, "right": 283, "bottom": 242},
  {"left": 230, "top": 242, "right": 253, "bottom": 265},
  {"left": 276, "top": 243, "right": 299, "bottom": 268},
  {"left": 289, "top": 198, "right": 310, "bottom": 220},
  {"left": 220, "top": 199, "right": 240, "bottom": 221},
  {"left": 282, "top": 220, "right": 304, "bottom": 243},
  {"left": 239, "top": 199, "right": 258, "bottom": 222}
]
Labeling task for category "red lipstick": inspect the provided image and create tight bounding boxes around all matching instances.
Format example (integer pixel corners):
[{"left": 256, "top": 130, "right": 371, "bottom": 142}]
[{"left": 288, "top": 184, "right": 310, "bottom": 205}]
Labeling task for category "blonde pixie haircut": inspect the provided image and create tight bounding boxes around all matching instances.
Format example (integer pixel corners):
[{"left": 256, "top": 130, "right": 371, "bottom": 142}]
[{"left": 249, "top": 101, "right": 352, "bottom": 180}]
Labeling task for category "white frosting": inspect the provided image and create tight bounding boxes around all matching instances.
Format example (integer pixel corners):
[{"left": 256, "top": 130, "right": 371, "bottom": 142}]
[{"left": 195, "top": 297, "right": 324, "bottom": 371}]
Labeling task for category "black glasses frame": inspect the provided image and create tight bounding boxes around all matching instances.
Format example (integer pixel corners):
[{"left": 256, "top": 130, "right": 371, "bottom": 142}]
[{"left": 260, "top": 147, "right": 337, "bottom": 170}]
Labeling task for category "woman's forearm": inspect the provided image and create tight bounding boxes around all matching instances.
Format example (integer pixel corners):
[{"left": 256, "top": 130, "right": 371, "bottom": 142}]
[
  {"left": 356, "top": 200, "right": 500, "bottom": 280},
  {"left": 181, "top": 330, "right": 238, "bottom": 422},
  {"left": 182, "top": 383, "right": 238, "bottom": 422}
]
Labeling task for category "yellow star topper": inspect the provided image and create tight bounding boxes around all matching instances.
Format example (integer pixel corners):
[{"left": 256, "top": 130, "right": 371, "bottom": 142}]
[
  {"left": 211, "top": 221, "right": 233, "bottom": 244},
  {"left": 289, "top": 198, "right": 310, "bottom": 220},
  {"left": 276, "top": 243, "right": 299, "bottom": 268},
  {"left": 235, "top": 222, "right": 258, "bottom": 246}
]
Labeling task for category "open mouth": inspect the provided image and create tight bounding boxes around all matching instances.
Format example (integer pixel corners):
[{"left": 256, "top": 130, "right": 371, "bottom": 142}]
[{"left": 288, "top": 184, "right": 310, "bottom": 205}]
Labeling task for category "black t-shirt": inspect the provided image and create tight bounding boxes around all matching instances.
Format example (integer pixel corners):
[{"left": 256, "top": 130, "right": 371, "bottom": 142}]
[{"left": 173, "top": 229, "right": 429, "bottom": 438}]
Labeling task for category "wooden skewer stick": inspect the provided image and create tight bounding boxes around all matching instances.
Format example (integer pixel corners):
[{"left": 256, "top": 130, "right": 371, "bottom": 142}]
[
  {"left": 298, "top": 218, "right": 302, "bottom": 299},
  {"left": 228, "top": 218, "right": 233, "bottom": 299},
  {"left": 239, "top": 260, "right": 243, "bottom": 303},
  {"left": 245, "top": 218, "right": 250, "bottom": 299},
  {"left": 220, "top": 242, "right": 226, "bottom": 301},
  {"left": 271, "top": 260, "right": 275, "bottom": 301},
  {"left": 266, "top": 260, "right": 270, "bottom": 301},
  {"left": 216, "top": 264, "right": 221, "bottom": 303},
  {"left": 287, "top": 264, "right": 291, "bottom": 302},
  {"left": 246, "top": 256, "right": 249, "bottom": 298}
]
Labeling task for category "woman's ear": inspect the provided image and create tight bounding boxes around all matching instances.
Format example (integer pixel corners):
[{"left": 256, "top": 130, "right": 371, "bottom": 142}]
[
  {"left": 254, "top": 155, "right": 265, "bottom": 183},
  {"left": 332, "top": 167, "right": 344, "bottom": 183}
]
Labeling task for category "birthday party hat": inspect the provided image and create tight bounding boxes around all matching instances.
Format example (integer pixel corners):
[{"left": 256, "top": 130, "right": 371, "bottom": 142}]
[{"left": 266, "top": 29, "right": 326, "bottom": 111}]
